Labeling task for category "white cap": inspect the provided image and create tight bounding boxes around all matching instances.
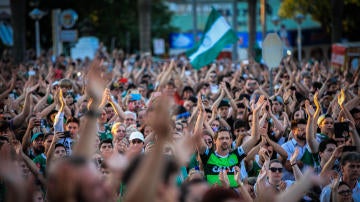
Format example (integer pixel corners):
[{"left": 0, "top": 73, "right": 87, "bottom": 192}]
[
  {"left": 129, "top": 131, "right": 144, "bottom": 142},
  {"left": 52, "top": 81, "right": 59, "bottom": 86}
]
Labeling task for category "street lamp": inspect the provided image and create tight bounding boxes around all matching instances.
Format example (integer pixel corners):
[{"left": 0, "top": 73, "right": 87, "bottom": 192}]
[
  {"left": 29, "top": 8, "right": 46, "bottom": 58},
  {"left": 294, "top": 13, "right": 304, "bottom": 63},
  {"left": 271, "top": 16, "right": 280, "bottom": 33}
]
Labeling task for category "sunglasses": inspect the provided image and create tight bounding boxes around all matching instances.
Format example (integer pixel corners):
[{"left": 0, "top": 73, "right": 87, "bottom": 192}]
[
  {"left": 131, "top": 139, "right": 143, "bottom": 144},
  {"left": 338, "top": 190, "right": 352, "bottom": 196},
  {"left": 269, "top": 167, "right": 283, "bottom": 173}
]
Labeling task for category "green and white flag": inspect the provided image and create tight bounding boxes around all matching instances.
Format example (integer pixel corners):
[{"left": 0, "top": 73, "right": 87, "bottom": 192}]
[{"left": 186, "top": 8, "right": 238, "bottom": 69}]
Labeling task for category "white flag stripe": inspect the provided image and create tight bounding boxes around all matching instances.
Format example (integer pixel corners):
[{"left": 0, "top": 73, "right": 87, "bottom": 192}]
[{"left": 189, "top": 17, "right": 231, "bottom": 61}]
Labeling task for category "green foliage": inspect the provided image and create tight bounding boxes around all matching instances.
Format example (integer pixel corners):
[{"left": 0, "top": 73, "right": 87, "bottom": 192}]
[
  {"left": 35, "top": 0, "right": 177, "bottom": 52},
  {"left": 278, "top": 0, "right": 360, "bottom": 41}
]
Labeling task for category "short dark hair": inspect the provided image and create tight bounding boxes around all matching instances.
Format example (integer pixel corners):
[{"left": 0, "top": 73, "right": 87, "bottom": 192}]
[
  {"left": 55, "top": 143, "right": 66, "bottom": 149},
  {"left": 269, "top": 159, "right": 283, "bottom": 167},
  {"left": 318, "top": 139, "right": 337, "bottom": 153},
  {"left": 98, "top": 138, "right": 113, "bottom": 150},
  {"left": 214, "top": 127, "right": 231, "bottom": 140},
  {"left": 291, "top": 119, "right": 307, "bottom": 130},
  {"left": 66, "top": 117, "right": 80, "bottom": 126},
  {"left": 340, "top": 152, "right": 360, "bottom": 166},
  {"left": 233, "top": 119, "right": 249, "bottom": 130}
]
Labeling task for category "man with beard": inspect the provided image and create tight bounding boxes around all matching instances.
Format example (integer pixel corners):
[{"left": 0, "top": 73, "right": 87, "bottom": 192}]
[
  {"left": 281, "top": 119, "right": 318, "bottom": 180},
  {"left": 28, "top": 132, "right": 45, "bottom": 160},
  {"left": 197, "top": 96, "right": 264, "bottom": 187},
  {"left": 244, "top": 78, "right": 259, "bottom": 95}
]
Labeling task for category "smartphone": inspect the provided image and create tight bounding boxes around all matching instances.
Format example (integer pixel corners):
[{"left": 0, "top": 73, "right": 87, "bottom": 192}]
[
  {"left": 40, "top": 119, "right": 46, "bottom": 128},
  {"left": 201, "top": 94, "right": 206, "bottom": 101},
  {"left": 334, "top": 122, "right": 349, "bottom": 138},
  {"left": 63, "top": 131, "right": 71, "bottom": 138},
  {"left": 342, "top": 146, "right": 357, "bottom": 152}
]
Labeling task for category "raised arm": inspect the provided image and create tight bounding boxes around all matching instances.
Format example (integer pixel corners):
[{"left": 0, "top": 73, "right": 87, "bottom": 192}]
[
  {"left": 289, "top": 148, "right": 303, "bottom": 181},
  {"left": 222, "top": 82, "right": 238, "bottom": 119},
  {"left": 20, "top": 151, "right": 46, "bottom": 187},
  {"left": 12, "top": 84, "right": 38, "bottom": 129},
  {"left": 73, "top": 60, "right": 106, "bottom": 158},
  {"left": 194, "top": 96, "right": 207, "bottom": 154},
  {"left": 349, "top": 121, "right": 360, "bottom": 152},
  {"left": 105, "top": 88, "right": 126, "bottom": 120},
  {"left": 241, "top": 95, "right": 265, "bottom": 154},
  {"left": 124, "top": 96, "right": 172, "bottom": 202},
  {"left": 0, "top": 73, "right": 16, "bottom": 99},
  {"left": 21, "top": 117, "right": 37, "bottom": 153},
  {"left": 265, "top": 136, "right": 288, "bottom": 161},
  {"left": 305, "top": 100, "right": 319, "bottom": 153},
  {"left": 320, "top": 145, "right": 344, "bottom": 179}
]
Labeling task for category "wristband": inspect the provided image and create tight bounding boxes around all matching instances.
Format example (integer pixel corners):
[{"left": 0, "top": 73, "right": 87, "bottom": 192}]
[{"left": 291, "top": 163, "right": 297, "bottom": 167}]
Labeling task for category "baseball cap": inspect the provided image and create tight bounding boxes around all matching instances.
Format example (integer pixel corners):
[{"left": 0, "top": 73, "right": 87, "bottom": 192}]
[
  {"left": 129, "top": 131, "right": 144, "bottom": 142},
  {"left": 31, "top": 132, "right": 44, "bottom": 142},
  {"left": 272, "top": 95, "right": 284, "bottom": 105},
  {"left": 218, "top": 99, "right": 230, "bottom": 108},
  {"left": 317, "top": 114, "right": 327, "bottom": 125}
]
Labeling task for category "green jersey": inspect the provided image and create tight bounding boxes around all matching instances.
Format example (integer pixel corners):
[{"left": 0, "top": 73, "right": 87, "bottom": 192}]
[{"left": 200, "top": 147, "right": 246, "bottom": 187}]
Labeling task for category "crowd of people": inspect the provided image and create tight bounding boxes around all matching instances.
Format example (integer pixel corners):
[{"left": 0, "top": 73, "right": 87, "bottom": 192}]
[{"left": 0, "top": 47, "right": 359, "bottom": 202}]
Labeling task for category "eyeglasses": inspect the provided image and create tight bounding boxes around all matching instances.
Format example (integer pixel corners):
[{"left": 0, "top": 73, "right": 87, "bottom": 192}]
[
  {"left": 126, "top": 118, "right": 135, "bottom": 121},
  {"left": 338, "top": 190, "right": 352, "bottom": 196},
  {"left": 269, "top": 167, "right": 283, "bottom": 173},
  {"left": 131, "top": 139, "right": 143, "bottom": 144}
]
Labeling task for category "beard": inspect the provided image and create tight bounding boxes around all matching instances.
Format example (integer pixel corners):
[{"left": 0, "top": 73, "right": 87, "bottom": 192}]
[
  {"left": 34, "top": 145, "right": 45, "bottom": 154},
  {"left": 221, "top": 143, "right": 229, "bottom": 150},
  {"left": 297, "top": 134, "right": 306, "bottom": 141}
]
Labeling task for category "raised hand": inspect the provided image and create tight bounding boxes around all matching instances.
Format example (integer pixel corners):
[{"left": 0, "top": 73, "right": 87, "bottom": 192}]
[
  {"left": 253, "top": 95, "right": 266, "bottom": 113},
  {"left": 304, "top": 100, "right": 315, "bottom": 118},
  {"left": 234, "top": 166, "right": 242, "bottom": 184},
  {"left": 219, "top": 169, "right": 230, "bottom": 187},
  {"left": 86, "top": 59, "right": 108, "bottom": 106},
  {"left": 290, "top": 147, "right": 299, "bottom": 165},
  {"left": 313, "top": 91, "right": 320, "bottom": 110},
  {"left": 337, "top": 89, "right": 346, "bottom": 108}
]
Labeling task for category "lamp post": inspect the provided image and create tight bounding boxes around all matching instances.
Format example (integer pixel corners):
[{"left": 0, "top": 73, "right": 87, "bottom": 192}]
[
  {"left": 29, "top": 8, "right": 46, "bottom": 58},
  {"left": 294, "top": 13, "right": 304, "bottom": 63},
  {"left": 271, "top": 16, "right": 280, "bottom": 33}
]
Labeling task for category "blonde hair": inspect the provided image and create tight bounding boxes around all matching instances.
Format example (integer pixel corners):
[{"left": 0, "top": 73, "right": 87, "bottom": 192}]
[{"left": 111, "top": 122, "right": 126, "bottom": 135}]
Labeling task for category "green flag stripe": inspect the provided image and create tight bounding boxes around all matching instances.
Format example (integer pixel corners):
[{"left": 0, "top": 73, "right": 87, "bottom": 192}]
[
  {"left": 190, "top": 30, "right": 237, "bottom": 69},
  {"left": 186, "top": 8, "right": 238, "bottom": 69}
]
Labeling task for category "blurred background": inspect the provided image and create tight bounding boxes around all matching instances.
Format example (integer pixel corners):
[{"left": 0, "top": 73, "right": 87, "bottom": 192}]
[{"left": 1, "top": 0, "right": 360, "bottom": 64}]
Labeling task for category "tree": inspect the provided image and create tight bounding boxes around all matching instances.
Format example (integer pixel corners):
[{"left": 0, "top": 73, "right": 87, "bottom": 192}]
[
  {"left": 34, "top": 0, "right": 176, "bottom": 54},
  {"left": 279, "top": 0, "right": 360, "bottom": 43},
  {"left": 248, "top": 0, "right": 256, "bottom": 59},
  {"left": 138, "top": 0, "right": 151, "bottom": 53},
  {"left": 11, "top": 0, "right": 26, "bottom": 63}
]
